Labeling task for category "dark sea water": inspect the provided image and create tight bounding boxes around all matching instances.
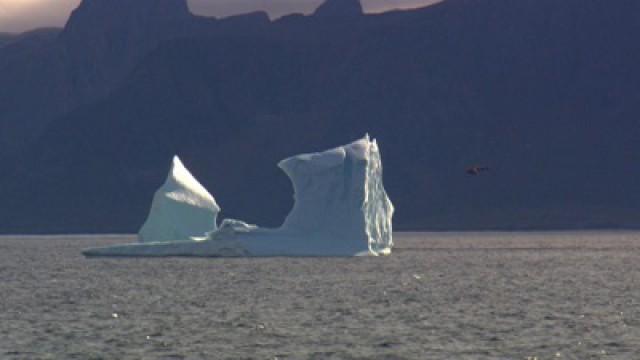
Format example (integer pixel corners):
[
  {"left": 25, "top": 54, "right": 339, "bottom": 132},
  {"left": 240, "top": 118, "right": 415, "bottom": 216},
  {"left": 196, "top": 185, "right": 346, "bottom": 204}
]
[{"left": 1, "top": 232, "right": 640, "bottom": 359}]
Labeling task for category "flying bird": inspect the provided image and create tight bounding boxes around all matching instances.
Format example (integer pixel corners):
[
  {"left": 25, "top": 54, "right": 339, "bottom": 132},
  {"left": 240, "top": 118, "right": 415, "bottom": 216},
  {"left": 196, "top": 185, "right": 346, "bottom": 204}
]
[{"left": 466, "top": 166, "right": 490, "bottom": 176}]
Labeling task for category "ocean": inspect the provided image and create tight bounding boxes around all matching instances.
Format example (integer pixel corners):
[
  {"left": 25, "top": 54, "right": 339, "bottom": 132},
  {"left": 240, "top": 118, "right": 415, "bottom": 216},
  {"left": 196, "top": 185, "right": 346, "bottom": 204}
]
[{"left": 1, "top": 232, "right": 639, "bottom": 359}]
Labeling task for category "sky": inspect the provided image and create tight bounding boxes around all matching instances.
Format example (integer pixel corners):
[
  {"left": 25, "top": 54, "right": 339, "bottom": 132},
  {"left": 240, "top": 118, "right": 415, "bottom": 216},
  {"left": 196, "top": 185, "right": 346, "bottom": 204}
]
[{"left": 0, "top": 0, "right": 441, "bottom": 33}]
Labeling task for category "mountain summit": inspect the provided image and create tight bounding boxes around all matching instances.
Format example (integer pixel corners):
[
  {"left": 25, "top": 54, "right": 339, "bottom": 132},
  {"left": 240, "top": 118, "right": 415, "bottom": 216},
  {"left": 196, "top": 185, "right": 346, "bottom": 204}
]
[
  {"left": 58, "top": 0, "right": 195, "bottom": 96},
  {"left": 313, "top": 0, "right": 364, "bottom": 17},
  {"left": 63, "top": 0, "right": 191, "bottom": 39}
]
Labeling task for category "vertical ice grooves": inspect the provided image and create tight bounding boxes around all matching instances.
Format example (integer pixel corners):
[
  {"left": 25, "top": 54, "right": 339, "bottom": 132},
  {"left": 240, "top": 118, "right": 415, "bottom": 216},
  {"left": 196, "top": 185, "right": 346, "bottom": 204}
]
[{"left": 364, "top": 139, "right": 394, "bottom": 255}]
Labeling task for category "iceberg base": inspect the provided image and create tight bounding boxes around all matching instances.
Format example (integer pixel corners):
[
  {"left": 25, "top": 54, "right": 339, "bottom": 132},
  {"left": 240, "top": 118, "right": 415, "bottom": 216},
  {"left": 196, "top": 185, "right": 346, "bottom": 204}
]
[{"left": 83, "top": 230, "right": 391, "bottom": 257}]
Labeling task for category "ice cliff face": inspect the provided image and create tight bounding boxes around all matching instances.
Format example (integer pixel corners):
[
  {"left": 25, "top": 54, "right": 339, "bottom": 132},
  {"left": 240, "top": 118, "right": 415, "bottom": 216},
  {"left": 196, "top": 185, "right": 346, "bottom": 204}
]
[
  {"left": 363, "top": 139, "right": 395, "bottom": 254},
  {"left": 138, "top": 156, "right": 219, "bottom": 243},
  {"left": 84, "top": 136, "right": 393, "bottom": 257},
  {"left": 278, "top": 135, "right": 393, "bottom": 255}
]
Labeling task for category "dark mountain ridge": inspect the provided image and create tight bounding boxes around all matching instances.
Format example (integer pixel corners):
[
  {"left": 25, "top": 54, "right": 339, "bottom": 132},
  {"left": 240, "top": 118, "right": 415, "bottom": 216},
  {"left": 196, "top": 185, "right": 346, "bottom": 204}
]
[
  {"left": 0, "top": 33, "right": 16, "bottom": 47},
  {"left": 313, "top": 0, "right": 363, "bottom": 17},
  {"left": 1, "top": 0, "right": 640, "bottom": 233}
]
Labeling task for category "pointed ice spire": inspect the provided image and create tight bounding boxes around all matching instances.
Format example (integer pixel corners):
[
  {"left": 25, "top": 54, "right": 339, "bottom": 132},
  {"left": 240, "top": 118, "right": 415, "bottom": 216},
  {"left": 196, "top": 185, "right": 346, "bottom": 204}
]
[{"left": 138, "top": 156, "right": 220, "bottom": 243}]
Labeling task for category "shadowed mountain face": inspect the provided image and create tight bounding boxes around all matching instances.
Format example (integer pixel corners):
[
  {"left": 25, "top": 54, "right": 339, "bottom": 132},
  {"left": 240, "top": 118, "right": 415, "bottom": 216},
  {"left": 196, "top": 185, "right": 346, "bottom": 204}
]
[
  {"left": 0, "top": 33, "right": 15, "bottom": 47},
  {"left": 1, "top": 0, "right": 640, "bottom": 233},
  {"left": 60, "top": 0, "right": 194, "bottom": 94},
  {"left": 0, "top": 0, "right": 201, "bottom": 160}
]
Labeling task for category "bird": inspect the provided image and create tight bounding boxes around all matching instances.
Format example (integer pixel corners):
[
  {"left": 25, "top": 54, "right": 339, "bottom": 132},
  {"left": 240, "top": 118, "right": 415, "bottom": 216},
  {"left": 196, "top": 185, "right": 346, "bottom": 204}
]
[{"left": 466, "top": 166, "right": 490, "bottom": 176}]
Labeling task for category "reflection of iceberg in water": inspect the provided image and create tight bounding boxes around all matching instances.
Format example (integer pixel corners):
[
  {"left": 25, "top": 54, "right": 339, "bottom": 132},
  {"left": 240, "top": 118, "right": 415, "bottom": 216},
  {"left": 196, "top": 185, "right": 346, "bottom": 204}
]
[{"left": 83, "top": 135, "right": 394, "bottom": 257}]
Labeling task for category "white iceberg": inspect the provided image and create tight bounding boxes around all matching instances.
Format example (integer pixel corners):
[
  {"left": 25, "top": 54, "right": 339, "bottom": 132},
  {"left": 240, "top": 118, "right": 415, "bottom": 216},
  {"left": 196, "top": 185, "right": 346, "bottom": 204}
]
[
  {"left": 138, "top": 156, "right": 219, "bottom": 243},
  {"left": 83, "top": 135, "right": 394, "bottom": 257}
]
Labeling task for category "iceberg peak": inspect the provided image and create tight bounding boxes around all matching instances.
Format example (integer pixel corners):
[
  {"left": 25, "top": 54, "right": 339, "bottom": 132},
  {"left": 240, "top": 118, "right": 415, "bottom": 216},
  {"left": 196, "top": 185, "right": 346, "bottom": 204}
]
[
  {"left": 137, "top": 155, "right": 219, "bottom": 243},
  {"left": 165, "top": 155, "right": 219, "bottom": 211}
]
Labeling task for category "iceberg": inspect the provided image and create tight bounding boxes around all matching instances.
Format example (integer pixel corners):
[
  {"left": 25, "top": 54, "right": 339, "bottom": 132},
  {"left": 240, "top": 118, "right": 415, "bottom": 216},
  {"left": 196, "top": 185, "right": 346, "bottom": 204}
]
[
  {"left": 138, "top": 156, "right": 219, "bottom": 243},
  {"left": 83, "top": 135, "right": 394, "bottom": 257}
]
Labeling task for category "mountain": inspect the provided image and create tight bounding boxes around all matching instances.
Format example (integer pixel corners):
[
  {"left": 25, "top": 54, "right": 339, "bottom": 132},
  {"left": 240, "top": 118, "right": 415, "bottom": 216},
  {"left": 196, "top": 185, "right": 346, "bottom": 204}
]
[
  {"left": 313, "top": 0, "right": 363, "bottom": 17},
  {"left": 0, "top": 33, "right": 15, "bottom": 47},
  {"left": 1, "top": 0, "right": 640, "bottom": 233},
  {"left": 0, "top": 0, "right": 203, "bottom": 161}
]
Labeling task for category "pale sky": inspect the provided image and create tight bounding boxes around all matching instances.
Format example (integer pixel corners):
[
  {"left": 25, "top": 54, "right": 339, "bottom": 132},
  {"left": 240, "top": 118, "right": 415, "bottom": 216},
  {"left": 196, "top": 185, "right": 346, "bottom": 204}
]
[{"left": 0, "top": 0, "right": 441, "bottom": 33}]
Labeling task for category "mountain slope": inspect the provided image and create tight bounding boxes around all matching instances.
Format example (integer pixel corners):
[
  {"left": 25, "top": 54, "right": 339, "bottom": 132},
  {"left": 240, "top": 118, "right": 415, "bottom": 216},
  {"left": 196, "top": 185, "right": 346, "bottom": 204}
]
[
  {"left": 0, "top": 33, "right": 15, "bottom": 47},
  {"left": 2, "top": 0, "right": 640, "bottom": 233},
  {"left": 0, "top": 0, "right": 206, "bottom": 160}
]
